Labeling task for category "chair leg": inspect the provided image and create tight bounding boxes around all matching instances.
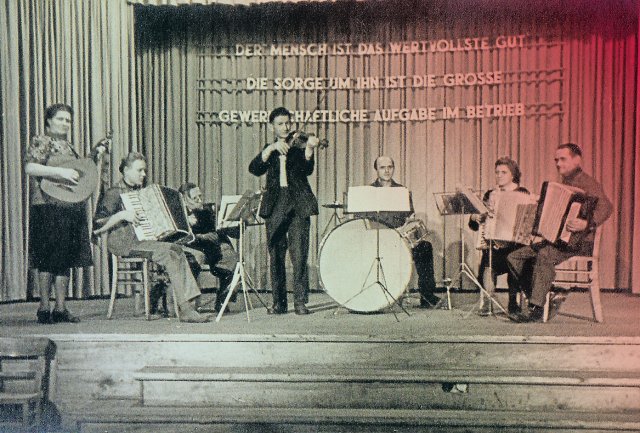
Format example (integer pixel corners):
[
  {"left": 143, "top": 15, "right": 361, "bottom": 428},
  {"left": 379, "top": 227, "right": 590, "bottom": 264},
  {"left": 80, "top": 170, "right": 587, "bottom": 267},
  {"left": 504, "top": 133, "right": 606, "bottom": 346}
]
[
  {"left": 590, "top": 267, "right": 603, "bottom": 323},
  {"left": 108, "top": 255, "right": 118, "bottom": 319},
  {"left": 34, "top": 399, "right": 41, "bottom": 430},
  {"left": 171, "top": 285, "right": 181, "bottom": 321},
  {"left": 22, "top": 401, "right": 30, "bottom": 428},
  {"left": 542, "top": 292, "right": 550, "bottom": 323},
  {"left": 143, "top": 260, "right": 150, "bottom": 320}
]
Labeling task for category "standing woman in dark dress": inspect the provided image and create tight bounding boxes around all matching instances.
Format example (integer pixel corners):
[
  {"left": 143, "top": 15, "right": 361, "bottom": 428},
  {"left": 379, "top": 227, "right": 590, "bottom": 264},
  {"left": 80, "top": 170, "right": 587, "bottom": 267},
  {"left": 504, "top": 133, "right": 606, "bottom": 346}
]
[{"left": 25, "top": 104, "right": 102, "bottom": 323}]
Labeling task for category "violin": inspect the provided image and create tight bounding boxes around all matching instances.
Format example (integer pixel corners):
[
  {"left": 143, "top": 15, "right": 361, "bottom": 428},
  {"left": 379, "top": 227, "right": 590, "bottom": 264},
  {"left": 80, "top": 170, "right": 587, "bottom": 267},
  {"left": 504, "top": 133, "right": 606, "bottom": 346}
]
[{"left": 286, "top": 130, "right": 329, "bottom": 150}]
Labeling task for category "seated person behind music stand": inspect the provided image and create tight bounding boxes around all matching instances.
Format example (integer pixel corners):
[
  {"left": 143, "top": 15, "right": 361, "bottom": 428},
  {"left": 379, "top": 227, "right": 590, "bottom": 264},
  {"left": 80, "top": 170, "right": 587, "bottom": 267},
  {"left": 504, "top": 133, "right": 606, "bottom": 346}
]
[
  {"left": 178, "top": 182, "right": 239, "bottom": 312},
  {"left": 469, "top": 157, "right": 529, "bottom": 316},
  {"left": 366, "top": 156, "right": 440, "bottom": 308},
  {"left": 507, "top": 143, "right": 612, "bottom": 323},
  {"left": 94, "top": 152, "right": 209, "bottom": 323}
]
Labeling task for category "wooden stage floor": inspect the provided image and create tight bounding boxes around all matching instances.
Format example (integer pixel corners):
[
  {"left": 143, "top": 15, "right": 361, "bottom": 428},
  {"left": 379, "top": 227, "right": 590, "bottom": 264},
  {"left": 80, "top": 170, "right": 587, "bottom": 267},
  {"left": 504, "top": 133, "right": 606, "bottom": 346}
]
[
  {"left": 2, "top": 290, "right": 640, "bottom": 432},
  {"left": 2, "top": 290, "right": 639, "bottom": 340}
]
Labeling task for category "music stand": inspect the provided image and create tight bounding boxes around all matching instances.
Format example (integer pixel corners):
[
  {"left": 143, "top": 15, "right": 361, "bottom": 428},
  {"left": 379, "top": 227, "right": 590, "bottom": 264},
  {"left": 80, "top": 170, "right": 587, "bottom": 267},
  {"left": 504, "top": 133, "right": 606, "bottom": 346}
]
[
  {"left": 345, "top": 186, "right": 411, "bottom": 321},
  {"left": 434, "top": 187, "right": 505, "bottom": 314},
  {"left": 215, "top": 190, "right": 268, "bottom": 323}
]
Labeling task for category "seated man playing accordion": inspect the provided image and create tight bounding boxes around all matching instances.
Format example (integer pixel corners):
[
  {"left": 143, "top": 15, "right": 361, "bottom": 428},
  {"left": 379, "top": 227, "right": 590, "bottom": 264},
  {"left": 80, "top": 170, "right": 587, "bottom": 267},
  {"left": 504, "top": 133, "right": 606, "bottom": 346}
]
[
  {"left": 365, "top": 156, "right": 440, "bottom": 308},
  {"left": 94, "top": 152, "right": 210, "bottom": 323}
]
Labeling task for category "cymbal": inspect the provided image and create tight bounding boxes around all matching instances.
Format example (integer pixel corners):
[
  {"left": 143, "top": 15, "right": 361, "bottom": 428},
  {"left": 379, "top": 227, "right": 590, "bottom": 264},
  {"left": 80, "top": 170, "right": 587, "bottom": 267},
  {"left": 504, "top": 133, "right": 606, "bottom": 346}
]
[{"left": 322, "top": 202, "right": 344, "bottom": 209}]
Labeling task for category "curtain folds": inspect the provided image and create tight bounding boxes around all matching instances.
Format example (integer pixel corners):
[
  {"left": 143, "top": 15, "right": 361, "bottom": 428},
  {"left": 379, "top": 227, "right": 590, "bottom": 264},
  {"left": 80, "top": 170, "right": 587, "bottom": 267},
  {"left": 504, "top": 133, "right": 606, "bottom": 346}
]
[
  {"left": 0, "top": 0, "right": 137, "bottom": 301},
  {"left": 1, "top": 0, "right": 638, "bottom": 302},
  {"left": 133, "top": 2, "right": 639, "bottom": 292}
]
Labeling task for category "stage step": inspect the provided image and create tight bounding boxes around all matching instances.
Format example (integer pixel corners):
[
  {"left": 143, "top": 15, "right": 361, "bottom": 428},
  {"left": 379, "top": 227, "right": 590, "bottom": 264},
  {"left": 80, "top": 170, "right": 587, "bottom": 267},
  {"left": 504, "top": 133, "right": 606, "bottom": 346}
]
[
  {"left": 69, "top": 404, "right": 640, "bottom": 433},
  {"left": 134, "top": 366, "right": 640, "bottom": 413}
]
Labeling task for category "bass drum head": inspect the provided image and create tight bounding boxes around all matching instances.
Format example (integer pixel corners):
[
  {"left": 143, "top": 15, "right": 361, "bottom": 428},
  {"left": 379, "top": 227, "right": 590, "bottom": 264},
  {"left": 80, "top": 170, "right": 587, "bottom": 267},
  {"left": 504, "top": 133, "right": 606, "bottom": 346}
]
[{"left": 319, "top": 218, "right": 413, "bottom": 312}]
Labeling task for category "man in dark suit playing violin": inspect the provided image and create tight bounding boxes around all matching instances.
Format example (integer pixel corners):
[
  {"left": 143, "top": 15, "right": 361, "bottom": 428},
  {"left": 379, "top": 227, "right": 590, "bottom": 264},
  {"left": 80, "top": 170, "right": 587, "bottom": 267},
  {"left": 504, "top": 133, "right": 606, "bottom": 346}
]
[{"left": 249, "top": 107, "right": 320, "bottom": 315}]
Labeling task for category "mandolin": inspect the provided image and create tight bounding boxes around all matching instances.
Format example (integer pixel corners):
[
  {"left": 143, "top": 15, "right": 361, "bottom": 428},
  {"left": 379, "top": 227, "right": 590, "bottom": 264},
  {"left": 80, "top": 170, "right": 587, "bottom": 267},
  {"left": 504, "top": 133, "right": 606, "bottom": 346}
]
[{"left": 40, "top": 157, "right": 100, "bottom": 204}]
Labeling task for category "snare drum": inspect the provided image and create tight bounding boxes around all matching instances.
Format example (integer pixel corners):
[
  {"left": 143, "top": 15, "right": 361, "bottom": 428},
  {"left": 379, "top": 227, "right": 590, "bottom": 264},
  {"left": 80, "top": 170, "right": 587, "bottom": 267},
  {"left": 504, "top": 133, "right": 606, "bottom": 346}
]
[
  {"left": 318, "top": 218, "right": 414, "bottom": 312},
  {"left": 397, "top": 219, "right": 428, "bottom": 249}
]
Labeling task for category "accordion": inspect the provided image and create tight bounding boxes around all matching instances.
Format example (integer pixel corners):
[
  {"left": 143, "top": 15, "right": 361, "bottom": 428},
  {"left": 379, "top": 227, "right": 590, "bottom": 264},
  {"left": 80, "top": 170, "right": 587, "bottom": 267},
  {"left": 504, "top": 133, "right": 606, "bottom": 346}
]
[
  {"left": 476, "top": 190, "right": 537, "bottom": 249},
  {"left": 120, "top": 184, "right": 194, "bottom": 244},
  {"left": 533, "top": 181, "right": 598, "bottom": 246},
  {"left": 479, "top": 181, "right": 598, "bottom": 248}
]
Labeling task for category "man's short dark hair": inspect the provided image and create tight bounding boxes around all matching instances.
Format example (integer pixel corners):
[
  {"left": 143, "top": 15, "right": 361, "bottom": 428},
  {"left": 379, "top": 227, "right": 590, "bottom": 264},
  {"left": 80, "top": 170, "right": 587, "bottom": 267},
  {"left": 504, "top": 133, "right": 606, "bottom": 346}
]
[
  {"left": 374, "top": 156, "right": 395, "bottom": 170},
  {"left": 118, "top": 152, "right": 146, "bottom": 174},
  {"left": 269, "top": 107, "right": 291, "bottom": 123},
  {"left": 494, "top": 157, "right": 522, "bottom": 185},
  {"left": 557, "top": 143, "right": 583, "bottom": 157},
  {"left": 178, "top": 182, "right": 198, "bottom": 196}
]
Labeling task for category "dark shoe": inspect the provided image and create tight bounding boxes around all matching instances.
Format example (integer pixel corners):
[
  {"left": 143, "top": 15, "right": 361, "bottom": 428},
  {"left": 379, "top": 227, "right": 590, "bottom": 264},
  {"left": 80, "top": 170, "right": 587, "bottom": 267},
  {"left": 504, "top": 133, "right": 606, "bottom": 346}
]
[
  {"left": 149, "top": 282, "right": 167, "bottom": 315},
  {"left": 36, "top": 309, "right": 52, "bottom": 324},
  {"left": 267, "top": 304, "right": 287, "bottom": 315},
  {"left": 213, "top": 298, "right": 230, "bottom": 314},
  {"left": 419, "top": 293, "right": 441, "bottom": 308},
  {"left": 294, "top": 304, "right": 311, "bottom": 315},
  {"left": 528, "top": 305, "right": 545, "bottom": 322},
  {"left": 51, "top": 309, "right": 80, "bottom": 323},
  {"left": 510, "top": 305, "right": 544, "bottom": 323},
  {"left": 508, "top": 303, "right": 522, "bottom": 316}
]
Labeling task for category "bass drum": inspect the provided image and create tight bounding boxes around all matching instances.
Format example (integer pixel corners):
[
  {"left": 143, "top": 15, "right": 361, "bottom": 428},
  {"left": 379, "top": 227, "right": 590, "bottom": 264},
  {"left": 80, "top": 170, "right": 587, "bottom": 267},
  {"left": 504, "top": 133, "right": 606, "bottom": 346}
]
[{"left": 319, "top": 218, "right": 414, "bottom": 312}]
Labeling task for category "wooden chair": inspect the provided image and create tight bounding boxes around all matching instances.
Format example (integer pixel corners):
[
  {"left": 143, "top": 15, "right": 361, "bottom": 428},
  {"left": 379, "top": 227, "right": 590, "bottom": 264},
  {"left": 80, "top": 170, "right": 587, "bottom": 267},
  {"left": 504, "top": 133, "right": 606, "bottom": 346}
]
[
  {"left": 0, "top": 337, "right": 51, "bottom": 432},
  {"left": 108, "top": 254, "right": 180, "bottom": 320},
  {"left": 544, "top": 226, "right": 604, "bottom": 323}
]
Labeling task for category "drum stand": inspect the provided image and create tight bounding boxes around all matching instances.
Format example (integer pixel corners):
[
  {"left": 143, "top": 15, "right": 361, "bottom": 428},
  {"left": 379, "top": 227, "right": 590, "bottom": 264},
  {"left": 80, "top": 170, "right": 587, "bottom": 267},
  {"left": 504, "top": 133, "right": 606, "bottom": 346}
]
[
  {"left": 320, "top": 202, "right": 344, "bottom": 240},
  {"left": 215, "top": 219, "right": 268, "bottom": 323},
  {"left": 358, "top": 215, "right": 411, "bottom": 321}
]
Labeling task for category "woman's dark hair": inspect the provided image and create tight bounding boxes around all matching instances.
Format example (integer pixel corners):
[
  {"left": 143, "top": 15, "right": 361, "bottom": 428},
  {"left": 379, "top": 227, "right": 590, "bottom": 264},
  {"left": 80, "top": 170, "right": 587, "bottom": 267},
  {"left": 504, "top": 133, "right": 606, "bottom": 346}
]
[
  {"left": 118, "top": 152, "right": 146, "bottom": 174},
  {"left": 44, "top": 103, "right": 73, "bottom": 128},
  {"left": 495, "top": 156, "right": 521, "bottom": 185}
]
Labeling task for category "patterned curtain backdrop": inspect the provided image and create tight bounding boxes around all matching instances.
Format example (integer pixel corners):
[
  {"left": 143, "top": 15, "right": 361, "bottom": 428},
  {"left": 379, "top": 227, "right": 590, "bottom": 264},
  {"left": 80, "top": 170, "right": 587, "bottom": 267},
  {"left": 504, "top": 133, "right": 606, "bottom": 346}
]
[
  {"left": 134, "top": 1, "right": 638, "bottom": 292},
  {"left": 0, "top": 0, "right": 137, "bottom": 301}
]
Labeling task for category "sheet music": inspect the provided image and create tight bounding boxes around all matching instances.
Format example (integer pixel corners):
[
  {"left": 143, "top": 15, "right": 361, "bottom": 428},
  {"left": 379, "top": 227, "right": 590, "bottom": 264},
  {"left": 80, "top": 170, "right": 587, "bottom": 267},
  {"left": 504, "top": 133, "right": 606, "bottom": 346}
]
[
  {"left": 346, "top": 186, "right": 410, "bottom": 213},
  {"left": 457, "top": 186, "right": 490, "bottom": 215},
  {"left": 217, "top": 195, "right": 243, "bottom": 230}
]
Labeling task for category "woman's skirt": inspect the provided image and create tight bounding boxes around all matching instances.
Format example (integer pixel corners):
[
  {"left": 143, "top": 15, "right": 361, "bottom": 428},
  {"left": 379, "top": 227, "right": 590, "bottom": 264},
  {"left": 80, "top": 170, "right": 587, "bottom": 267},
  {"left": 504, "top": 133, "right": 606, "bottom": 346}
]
[{"left": 29, "top": 203, "right": 93, "bottom": 273}]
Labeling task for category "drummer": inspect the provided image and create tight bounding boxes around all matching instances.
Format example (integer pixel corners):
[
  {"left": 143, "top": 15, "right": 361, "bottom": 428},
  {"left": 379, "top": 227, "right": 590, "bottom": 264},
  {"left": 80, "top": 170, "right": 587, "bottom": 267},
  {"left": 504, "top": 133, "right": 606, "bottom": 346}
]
[{"left": 364, "top": 156, "right": 441, "bottom": 308}]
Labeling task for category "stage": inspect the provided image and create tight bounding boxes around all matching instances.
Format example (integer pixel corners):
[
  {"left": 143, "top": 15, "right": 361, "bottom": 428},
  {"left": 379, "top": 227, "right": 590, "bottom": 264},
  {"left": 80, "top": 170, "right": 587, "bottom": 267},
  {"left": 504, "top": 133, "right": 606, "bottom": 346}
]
[
  {"left": 2, "top": 290, "right": 640, "bottom": 432},
  {"left": 2, "top": 290, "right": 639, "bottom": 338}
]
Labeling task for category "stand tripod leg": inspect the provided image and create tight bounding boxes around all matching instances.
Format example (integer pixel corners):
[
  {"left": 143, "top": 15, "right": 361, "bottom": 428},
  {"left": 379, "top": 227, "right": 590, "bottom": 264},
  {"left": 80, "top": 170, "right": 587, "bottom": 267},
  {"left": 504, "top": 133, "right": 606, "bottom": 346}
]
[
  {"left": 244, "top": 271, "right": 268, "bottom": 308},
  {"left": 239, "top": 268, "right": 252, "bottom": 322},
  {"left": 215, "top": 262, "right": 242, "bottom": 323},
  {"left": 376, "top": 259, "right": 410, "bottom": 318}
]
